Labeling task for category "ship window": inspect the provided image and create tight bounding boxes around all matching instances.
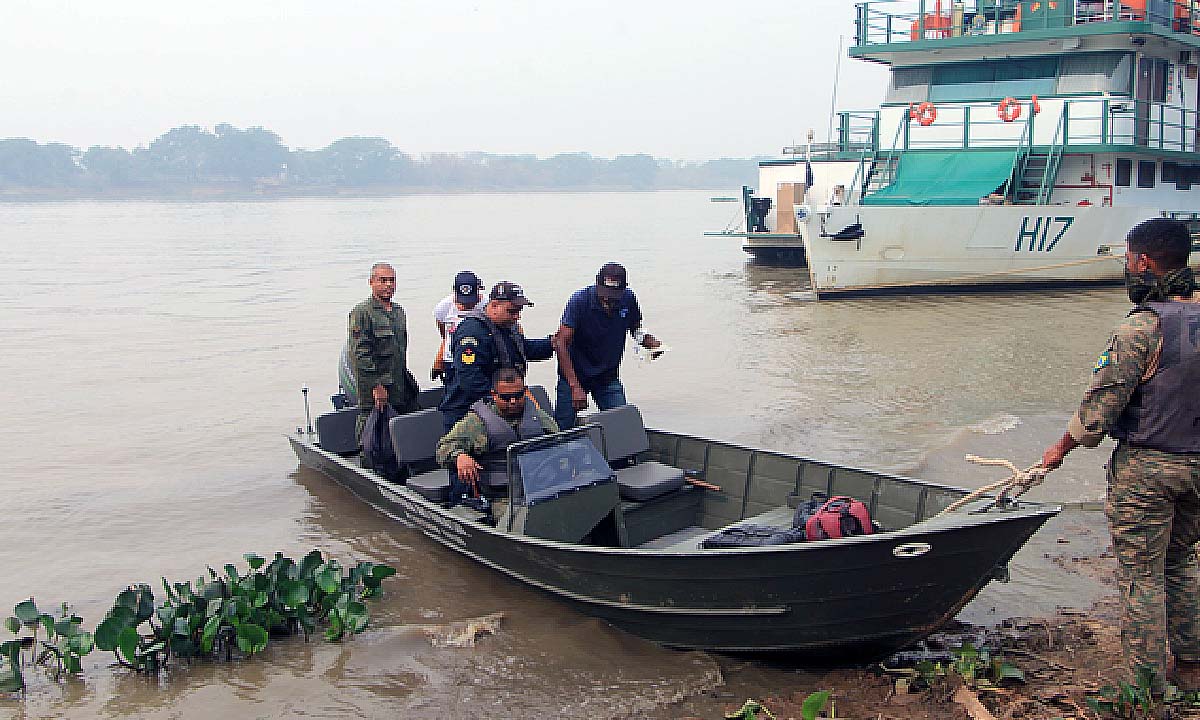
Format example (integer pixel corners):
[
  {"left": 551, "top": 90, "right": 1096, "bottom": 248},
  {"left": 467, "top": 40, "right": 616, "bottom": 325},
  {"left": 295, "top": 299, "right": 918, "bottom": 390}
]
[
  {"left": 929, "top": 58, "right": 1058, "bottom": 102},
  {"left": 1177, "top": 166, "right": 1192, "bottom": 191},
  {"left": 1056, "top": 53, "right": 1133, "bottom": 95},
  {"left": 1115, "top": 158, "right": 1132, "bottom": 187},
  {"left": 1163, "top": 162, "right": 1177, "bottom": 183},
  {"left": 1138, "top": 160, "right": 1156, "bottom": 188},
  {"left": 885, "top": 67, "right": 932, "bottom": 104}
]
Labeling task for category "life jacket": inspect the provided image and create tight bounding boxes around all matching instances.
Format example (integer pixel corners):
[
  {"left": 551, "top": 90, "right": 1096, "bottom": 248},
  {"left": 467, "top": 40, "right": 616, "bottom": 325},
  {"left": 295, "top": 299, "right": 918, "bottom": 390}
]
[
  {"left": 1109, "top": 301, "right": 1200, "bottom": 453},
  {"left": 804, "top": 496, "right": 876, "bottom": 540},
  {"left": 471, "top": 399, "right": 549, "bottom": 489},
  {"left": 465, "top": 307, "right": 528, "bottom": 374}
]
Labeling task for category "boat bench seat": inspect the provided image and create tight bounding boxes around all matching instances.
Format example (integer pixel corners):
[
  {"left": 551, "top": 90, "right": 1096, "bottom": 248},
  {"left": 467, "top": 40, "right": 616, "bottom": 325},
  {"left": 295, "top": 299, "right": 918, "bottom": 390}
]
[
  {"left": 389, "top": 408, "right": 450, "bottom": 503},
  {"left": 587, "top": 404, "right": 686, "bottom": 502}
]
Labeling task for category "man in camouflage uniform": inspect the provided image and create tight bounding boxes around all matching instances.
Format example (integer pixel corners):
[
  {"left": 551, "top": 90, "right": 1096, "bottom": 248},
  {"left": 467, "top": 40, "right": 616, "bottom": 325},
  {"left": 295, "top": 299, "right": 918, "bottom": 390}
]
[
  {"left": 436, "top": 367, "right": 558, "bottom": 507},
  {"left": 1041, "top": 218, "right": 1200, "bottom": 692},
  {"left": 348, "top": 262, "right": 420, "bottom": 439}
]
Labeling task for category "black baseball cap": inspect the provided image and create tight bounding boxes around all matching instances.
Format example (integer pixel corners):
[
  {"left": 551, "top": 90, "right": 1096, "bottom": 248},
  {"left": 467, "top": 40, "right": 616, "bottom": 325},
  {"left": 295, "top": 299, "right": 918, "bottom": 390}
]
[
  {"left": 489, "top": 281, "right": 534, "bottom": 307},
  {"left": 453, "top": 270, "right": 482, "bottom": 304},
  {"left": 595, "top": 262, "right": 627, "bottom": 301}
]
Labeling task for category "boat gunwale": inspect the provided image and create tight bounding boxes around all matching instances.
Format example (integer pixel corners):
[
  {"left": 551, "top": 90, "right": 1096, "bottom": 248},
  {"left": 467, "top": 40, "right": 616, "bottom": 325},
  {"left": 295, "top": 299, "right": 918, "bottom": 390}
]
[{"left": 289, "top": 428, "right": 1061, "bottom": 558}]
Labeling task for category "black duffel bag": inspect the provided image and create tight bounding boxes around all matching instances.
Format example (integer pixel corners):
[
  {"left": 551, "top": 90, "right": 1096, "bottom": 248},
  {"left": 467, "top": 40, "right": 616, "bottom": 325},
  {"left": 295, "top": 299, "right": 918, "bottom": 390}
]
[{"left": 701, "top": 524, "right": 807, "bottom": 549}]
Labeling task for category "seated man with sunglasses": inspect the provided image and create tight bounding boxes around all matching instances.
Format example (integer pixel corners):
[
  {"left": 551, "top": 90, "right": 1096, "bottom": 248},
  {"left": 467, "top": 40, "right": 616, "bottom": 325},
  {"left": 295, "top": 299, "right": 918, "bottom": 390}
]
[
  {"left": 438, "top": 280, "right": 554, "bottom": 433},
  {"left": 436, "top": 367, "right": 559, "bottom": 509}
]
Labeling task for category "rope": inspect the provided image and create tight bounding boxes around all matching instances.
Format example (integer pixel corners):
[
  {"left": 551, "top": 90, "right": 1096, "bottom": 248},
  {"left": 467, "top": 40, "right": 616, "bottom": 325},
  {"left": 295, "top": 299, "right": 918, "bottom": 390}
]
[{"left": 933, "top": 454, "right": 1049, "bottom": 517}]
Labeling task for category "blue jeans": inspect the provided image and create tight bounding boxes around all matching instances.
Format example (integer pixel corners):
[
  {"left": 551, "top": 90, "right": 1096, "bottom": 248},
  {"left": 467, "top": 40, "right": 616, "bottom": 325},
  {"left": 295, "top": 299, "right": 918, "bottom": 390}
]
[{"left": 555, "top": 376, "right": 627, "bottom": 430}]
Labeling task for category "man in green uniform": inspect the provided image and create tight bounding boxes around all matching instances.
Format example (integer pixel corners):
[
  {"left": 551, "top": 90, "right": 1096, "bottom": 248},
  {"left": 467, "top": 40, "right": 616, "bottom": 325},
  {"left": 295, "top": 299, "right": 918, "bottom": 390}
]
[
  {"left": 348, "top": 262, "right": 419, "bottom": 439},
  {"left": 436, "top": 367, "right": 558, "bottom": 508},
  {"left": 1041, "top": 218, "right": 1200, "bottom": 692}
]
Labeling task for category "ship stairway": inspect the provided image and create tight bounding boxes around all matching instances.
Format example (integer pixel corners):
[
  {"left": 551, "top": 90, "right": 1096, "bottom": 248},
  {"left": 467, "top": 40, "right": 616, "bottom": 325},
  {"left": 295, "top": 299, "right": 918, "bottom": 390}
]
[
  {"left": 1010, "top": 112, "right": 1066, "bottom": 206},
  {"left": 862, "top": 154, "right": 899, "bottom": 197}
]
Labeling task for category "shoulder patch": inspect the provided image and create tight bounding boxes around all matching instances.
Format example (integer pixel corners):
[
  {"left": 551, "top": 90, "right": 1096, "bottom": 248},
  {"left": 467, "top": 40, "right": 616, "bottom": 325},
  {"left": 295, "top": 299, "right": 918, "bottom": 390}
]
[
  {"left": 460, "top": 347, "right": 476, "bottom": 365},
  {"left": 1093, "top": 350, "right": 1112, "bottom": 373}
]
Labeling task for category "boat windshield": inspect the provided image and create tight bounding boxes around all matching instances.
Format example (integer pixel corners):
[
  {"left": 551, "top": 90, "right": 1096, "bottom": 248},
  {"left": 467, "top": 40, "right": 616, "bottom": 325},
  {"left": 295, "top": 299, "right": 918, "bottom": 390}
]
[{"left": 509, "top": 428, "right": 614, "bottom": 506}]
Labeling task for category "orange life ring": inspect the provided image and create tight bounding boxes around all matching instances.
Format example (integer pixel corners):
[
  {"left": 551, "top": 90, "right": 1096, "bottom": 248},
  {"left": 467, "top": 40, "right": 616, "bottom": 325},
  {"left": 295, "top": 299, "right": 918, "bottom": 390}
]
[
  {"left": 909, "top": 101, "right": 938, "bottom": 127},
  {"left": 998, "top": 97, "right": 1022, "bottom": 123}
]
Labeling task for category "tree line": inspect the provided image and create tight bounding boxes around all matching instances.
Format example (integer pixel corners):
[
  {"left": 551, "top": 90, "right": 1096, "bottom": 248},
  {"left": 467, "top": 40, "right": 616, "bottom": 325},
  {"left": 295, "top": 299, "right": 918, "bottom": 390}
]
[{"left": 0, "top": 124, "right": 758, "bottom": 197}]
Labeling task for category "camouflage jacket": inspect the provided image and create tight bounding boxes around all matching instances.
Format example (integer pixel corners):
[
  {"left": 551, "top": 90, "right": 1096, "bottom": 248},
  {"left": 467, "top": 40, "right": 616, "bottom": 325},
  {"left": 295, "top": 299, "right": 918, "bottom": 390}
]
[
  {"left": 1068, "top": 299, "right": 1200, "bottom": 446},
  {"left": 348, "top": 296, "right": 412, "bottom": 408},
  {"left": 435, "top": 401, "right": 559, "bottom": 466}
]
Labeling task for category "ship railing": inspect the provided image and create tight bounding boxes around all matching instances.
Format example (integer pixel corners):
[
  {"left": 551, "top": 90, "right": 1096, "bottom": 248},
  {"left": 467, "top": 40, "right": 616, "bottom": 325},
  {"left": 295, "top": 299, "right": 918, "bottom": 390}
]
[
  {"left": 1063, "top": 99, "right": 1200, "bottom": 153},
  {"left": 855, "top": 0, "right": 1200, "bottom": 47},
  {"left": 844, "top": 98, "right": 1199, "bottom": 153}
]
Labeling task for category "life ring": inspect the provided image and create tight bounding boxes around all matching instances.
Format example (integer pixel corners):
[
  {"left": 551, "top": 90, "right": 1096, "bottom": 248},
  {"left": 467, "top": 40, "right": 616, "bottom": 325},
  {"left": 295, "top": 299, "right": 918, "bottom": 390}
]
[
  {"left": 998, "top": 97, "right": 1022, "bottom": 123},
  {"left": 909, "top": 101, "right": 938, "bottom": 127}
]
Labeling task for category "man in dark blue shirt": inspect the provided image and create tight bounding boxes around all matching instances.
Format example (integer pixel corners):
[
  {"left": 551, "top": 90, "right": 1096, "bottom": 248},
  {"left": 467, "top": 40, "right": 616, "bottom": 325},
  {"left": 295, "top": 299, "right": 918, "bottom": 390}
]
[
  {"left": 552, "top": 263, "right": 662, "bottom": 429},
  {"left": 439, "top": 281, "right": 554, "bottom": 433}
]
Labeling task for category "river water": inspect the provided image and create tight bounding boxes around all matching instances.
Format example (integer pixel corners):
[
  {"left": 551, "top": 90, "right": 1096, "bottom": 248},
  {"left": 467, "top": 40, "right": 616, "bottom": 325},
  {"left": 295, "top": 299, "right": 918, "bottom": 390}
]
[{"left": 0, "top": 192, "right": 1126, "bottom": 718}]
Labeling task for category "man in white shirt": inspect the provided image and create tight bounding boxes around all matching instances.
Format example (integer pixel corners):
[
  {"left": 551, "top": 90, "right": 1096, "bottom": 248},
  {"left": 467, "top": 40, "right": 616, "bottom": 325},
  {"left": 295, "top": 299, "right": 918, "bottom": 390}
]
[{"left": 431, "top": 270, "right": 483, "bottom": 386}]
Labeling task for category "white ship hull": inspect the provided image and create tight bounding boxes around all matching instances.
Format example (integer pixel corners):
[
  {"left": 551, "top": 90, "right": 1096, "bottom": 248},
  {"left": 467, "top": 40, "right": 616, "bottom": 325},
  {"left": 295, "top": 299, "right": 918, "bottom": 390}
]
[{"left": 803, "top": 204, "right": 1144, "bottom": 296}]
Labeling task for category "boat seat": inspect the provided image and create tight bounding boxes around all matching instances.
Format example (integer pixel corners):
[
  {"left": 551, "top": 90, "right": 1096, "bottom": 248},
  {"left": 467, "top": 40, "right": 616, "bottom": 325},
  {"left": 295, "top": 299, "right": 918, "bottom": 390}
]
[
  {"left": 389, "top": 408, "right": 450, "bottom": 501},
  {"left": 587, "top": 404, "right": 686, "bottom": 502},
  {"left": 416, "top": 387, "right": 445, "bottom": 410},
  {"left": 315, "top": 406, "right": 360, "bottom": 455},
  {"left": 526, "top": 385, "right": 552, "bottom": 415},
  {"left": 407, "top": 469, "right": 451, "bottom": 503}
]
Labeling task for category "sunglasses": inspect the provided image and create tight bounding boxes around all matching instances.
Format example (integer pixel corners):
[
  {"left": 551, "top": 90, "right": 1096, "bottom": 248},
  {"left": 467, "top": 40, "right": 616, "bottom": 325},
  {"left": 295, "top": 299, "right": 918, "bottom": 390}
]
[{"left": 494, "top": 390, "right": 525, "bottom": 401}]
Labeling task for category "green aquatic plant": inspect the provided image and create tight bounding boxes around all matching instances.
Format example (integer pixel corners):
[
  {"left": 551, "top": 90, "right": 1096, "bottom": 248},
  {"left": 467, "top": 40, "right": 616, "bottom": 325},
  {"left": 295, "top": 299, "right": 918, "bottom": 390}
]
[
  {"left": 1, "top": 599, "right": 95, "bottom": 692},
  {"left": 1087, "top": 666, "right": 1164, "bottom": 719},
  {"left": 94, "top": 551, "right": 397, "bottom": 672},
  {"left": 907, "top": 642, "right": 1025, "bottom": 691}
]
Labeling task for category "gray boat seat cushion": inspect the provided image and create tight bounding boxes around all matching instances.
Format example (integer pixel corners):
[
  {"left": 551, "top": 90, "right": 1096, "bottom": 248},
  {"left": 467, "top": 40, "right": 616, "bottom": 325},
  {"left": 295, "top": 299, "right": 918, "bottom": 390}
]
[
  {"left": 416, "top": 387, "right": 445, "bottom": 410},
  {"left": 527, "top": 385, "right": 552, "bottom": 415},
  {"left": 389, "top": 408, "right": 444, "bottom": 466},
  {"left": 588, "top": 404, "right": 685, "bottom": 502},
  {"left": 316, "top": 406, "right": 360, "bottom": 454},
  {"left": 407, "top": 469, "right": 450, "bottom": 503},
  {"left": 614, "top": 461, "right": 686, "bottom": 501}
]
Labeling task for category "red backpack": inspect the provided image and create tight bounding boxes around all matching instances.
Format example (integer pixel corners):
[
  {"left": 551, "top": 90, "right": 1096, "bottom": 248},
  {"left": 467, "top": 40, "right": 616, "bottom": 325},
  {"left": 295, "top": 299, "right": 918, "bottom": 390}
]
[{"left": 805, "top": 496, "right": 876, "bottom": 540}]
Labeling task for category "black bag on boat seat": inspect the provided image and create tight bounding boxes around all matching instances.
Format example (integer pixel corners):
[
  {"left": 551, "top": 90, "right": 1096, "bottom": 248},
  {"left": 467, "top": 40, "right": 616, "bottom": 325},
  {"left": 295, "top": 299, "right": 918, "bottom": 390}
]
[{"left": 701, "top": 524, "right": 806, "bottom": 549}]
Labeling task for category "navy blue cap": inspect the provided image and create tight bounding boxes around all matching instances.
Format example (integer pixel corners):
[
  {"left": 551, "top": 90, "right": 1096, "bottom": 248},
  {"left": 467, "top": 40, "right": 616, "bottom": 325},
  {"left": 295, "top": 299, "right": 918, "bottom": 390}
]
[{"left": 453, "top": 271, "right": 482, "bottom": 305}]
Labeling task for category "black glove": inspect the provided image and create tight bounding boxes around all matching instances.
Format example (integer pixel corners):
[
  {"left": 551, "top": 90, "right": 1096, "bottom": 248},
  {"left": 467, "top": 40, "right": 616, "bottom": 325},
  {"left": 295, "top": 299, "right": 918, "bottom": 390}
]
[{"left": 431, "top": 367, "right": 445, "bottom": 382}]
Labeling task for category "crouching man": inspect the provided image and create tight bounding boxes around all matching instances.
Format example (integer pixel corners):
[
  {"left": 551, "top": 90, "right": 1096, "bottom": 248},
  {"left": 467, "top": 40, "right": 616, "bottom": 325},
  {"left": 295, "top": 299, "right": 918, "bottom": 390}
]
[{"left": 435, "top": 368, "right": 559, "bottom": 509}]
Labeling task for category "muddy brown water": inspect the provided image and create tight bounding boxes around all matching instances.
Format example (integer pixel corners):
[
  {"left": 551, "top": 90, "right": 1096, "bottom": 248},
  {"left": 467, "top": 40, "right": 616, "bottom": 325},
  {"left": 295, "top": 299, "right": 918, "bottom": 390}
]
[{"left": 0, "top": 193, "right": 1124, "bottom": 717}]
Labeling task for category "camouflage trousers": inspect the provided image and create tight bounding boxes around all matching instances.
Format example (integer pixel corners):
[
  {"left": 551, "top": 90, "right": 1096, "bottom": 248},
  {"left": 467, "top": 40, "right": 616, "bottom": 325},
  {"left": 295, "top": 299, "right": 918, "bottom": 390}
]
[{"left": 1106, "top": 443, "right": 1200, "bottom": 686}]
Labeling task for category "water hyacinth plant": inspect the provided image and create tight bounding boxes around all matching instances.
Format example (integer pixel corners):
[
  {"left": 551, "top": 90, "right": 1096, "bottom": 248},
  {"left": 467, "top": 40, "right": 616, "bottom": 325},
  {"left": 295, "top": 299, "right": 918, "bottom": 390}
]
[{"left": 1, "top": 550, "right": 397, "bottom": 692}]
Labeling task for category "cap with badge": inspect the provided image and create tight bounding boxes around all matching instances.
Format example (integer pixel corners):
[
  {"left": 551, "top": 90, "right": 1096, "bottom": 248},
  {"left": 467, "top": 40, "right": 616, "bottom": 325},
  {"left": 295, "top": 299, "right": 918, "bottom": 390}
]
[
  {"left": 595, "top": 262, "right": 628, "bottom": 301},
  {"left": 453, "top": 270, "right": 483, "bottom": 306},
  {"left": 489, "top": 281, "right": 534, "bottom": 307}
]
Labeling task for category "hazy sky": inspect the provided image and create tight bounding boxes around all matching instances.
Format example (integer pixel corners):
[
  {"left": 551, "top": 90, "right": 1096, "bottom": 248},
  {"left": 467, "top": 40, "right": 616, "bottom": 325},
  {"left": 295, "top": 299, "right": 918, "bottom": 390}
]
[{"left": 2, "top": 0, "right": 889, "bottom": 160}]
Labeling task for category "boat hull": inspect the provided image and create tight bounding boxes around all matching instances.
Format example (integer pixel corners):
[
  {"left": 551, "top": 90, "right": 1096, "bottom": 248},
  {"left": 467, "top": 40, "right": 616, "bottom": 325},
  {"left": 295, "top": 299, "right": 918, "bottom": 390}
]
[
  {"left": 289, "top": 433, "right": 1056, "bottom": 660},
  {"left": 802, "top": 204, "right": 1146, "bottom": 297}
]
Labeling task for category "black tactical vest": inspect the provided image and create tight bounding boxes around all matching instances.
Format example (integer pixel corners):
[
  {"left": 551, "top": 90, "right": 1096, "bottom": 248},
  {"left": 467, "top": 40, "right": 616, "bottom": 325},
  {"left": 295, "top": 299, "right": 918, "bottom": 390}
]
[
  {"left": 465, "top": 307, "right": 528, "bottom": 373},
  {"left": 470, "top": 399, "right": 547, "bottom": 488},
  {"left": 1110, "top": 301, "right": 1200, "bottom": 453}
]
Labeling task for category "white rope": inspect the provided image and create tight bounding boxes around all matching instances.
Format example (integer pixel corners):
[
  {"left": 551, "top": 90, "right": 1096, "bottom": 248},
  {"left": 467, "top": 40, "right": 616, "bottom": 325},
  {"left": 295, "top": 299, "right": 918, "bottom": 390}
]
[{"left": 934, "top": 454, "right": 1049, "bottom": 517}]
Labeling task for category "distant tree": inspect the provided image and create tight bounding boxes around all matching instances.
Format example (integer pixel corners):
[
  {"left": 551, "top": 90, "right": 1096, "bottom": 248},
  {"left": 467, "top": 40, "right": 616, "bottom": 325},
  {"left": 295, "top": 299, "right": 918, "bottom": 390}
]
[
  {"left": 210, "top": 124, "right": 288, "bottom": 181},
  {"left": 81, "top": 146, "right": 138, "bottom": 186},
  {"left": 291, "top": 137, "right": 410, "bottom": 186},
  {"left": 545, "top": 152, "right": 600, "bottom": 187},
  {"left": 138, "top": 125, "right": 220, "bottom": 182},
  {"left": 606, "top": 153, "right": 658, "bottom": 189},
  {"left": 0, "top": 139, "right": 81, "bottom": 186}
]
